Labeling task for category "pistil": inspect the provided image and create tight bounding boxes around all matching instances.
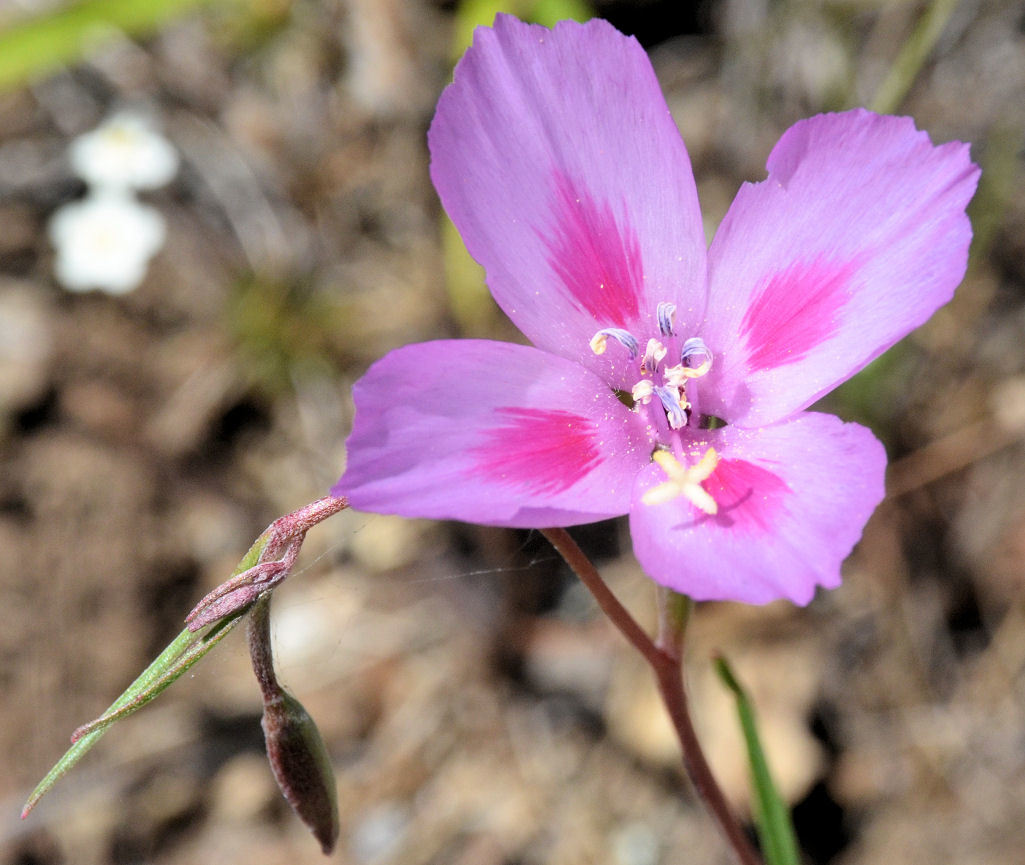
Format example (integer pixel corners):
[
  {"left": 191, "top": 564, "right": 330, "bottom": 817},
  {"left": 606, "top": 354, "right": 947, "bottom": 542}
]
[{"left": 641, "top": 448, "right": 720, "bottom": 514}]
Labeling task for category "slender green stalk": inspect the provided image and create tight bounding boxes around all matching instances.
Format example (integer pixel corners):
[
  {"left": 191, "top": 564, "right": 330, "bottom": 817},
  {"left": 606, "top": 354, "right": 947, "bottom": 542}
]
[
  {"left": 540, "top": 528, "right": 763, "bottom": 865},
  {"left": 870, "top": 0, "right": 960, "bottom": 114},
  {"left": 0, "top": 0, "right": 220, "bottom": 91},
  {"left": 716, "top": 656, "right": 800, "bottom": 865}
]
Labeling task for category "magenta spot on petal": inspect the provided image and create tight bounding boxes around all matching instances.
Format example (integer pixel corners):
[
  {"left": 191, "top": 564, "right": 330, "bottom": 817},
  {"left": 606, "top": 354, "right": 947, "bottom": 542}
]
[
  {"left": 740, "top": 259, "right": 854, "bottom": 371},
  {"left": 703, "top": 458, "right": 789, "bottom": 532},
  {"left": 543, "top": 172, "right": 642, "bottom": 325},
  {"left": 470, "top": 407, "right": 601, "bottom": 496}
]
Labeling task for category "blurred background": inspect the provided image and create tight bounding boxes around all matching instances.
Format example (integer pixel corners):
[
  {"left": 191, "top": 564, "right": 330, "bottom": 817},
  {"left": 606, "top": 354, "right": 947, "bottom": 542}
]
[{"left": 1, "top": 0, "right": 1023, "bottom": 863}]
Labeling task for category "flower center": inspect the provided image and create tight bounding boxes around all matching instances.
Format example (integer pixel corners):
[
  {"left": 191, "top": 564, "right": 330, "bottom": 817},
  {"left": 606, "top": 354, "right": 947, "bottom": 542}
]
[
  {"left": 590, "top": 302, "right": 719, "bottom": 513},
  {"left": 589, "top": 302, "right": 713, "bottom": 432}
]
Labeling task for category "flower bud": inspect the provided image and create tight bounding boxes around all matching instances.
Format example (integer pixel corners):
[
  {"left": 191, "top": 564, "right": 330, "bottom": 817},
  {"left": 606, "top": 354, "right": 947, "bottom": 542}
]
[{"left": 262, "top": 690, "right": 339, "bottom": 855}]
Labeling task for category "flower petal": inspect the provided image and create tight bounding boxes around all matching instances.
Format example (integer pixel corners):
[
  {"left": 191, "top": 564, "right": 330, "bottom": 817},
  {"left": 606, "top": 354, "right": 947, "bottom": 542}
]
[
  {"left": 334, "top": 340, "right": 651, "bottom": 528},
  {"left": 700, "top": 109, "right": 979, "bottom": 427},
  {"left": 429, "top": 15, "right": 707, "bottom": 386},
  {"left": 629, "top": 413, "right": 885, "bottom": 604}
]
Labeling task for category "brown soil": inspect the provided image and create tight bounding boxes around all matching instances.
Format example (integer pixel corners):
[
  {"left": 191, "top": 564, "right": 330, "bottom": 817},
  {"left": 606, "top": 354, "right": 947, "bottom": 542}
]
[{"left": 3, "top": 2, "right": 1025, "bottom": 864}]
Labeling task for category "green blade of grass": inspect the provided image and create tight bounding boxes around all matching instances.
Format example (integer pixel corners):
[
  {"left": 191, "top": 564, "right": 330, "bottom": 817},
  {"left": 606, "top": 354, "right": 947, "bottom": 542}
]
[
  {"left": 715, "top": 655, "right": 801, "bottom": 865},
  {"left": 529, "top": 0, "right": 593, "bottom": 28},
  {"left": 869, "top": 0, "right": 960, "bottom": 115},
  {"left": 0, "top": 0, "right": 221, "bottom": 92},
  {"left": 452, "top": 0, "right": 593, "bottom": 62}
]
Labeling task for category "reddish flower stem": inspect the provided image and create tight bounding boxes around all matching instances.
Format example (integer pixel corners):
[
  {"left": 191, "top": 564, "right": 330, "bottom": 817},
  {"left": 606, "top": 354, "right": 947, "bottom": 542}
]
[
  {"left": 539, "top": 527, "right": 762, "bottom": 865},
  {"left": 247, "top": 593, "right": 279, "bottom": 701}
]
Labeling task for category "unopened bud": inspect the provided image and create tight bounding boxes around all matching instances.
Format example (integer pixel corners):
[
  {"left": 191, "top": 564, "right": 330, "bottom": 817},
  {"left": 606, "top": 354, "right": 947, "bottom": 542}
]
[{"left": 262, "top": 690, "right": 340, "bottom": 855}]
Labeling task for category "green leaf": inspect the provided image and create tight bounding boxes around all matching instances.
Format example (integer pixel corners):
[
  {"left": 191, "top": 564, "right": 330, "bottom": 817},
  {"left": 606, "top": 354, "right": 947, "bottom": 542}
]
[
  {"left": 0, "top": 0, "right": 223, "bottom": 92},
  {"left": 452, "top": 0, "right": 512, "bottom": 60},
  {"left": 529, "top": 0, "right": 592, "bottom": 28},
  {"left": 451, "top": 0, "right": 593, "bottom": 62},
  {"left": 714, "top": 655, "right": 801, "bottom": 865},
  {"left": 69, "top": 611, "right": 246, "bottom": 742},
  {"left": 869, "top": 0, "right": 960, "bottom": 115},
  {"left": 22, "top": 528, "right": 270, "bottom": 818},
  {"left": 441, "top": 213, "right": 492, "bottom": 335},
  {"left": 445, "top": 0, "right": 595, "bottom": 333}
]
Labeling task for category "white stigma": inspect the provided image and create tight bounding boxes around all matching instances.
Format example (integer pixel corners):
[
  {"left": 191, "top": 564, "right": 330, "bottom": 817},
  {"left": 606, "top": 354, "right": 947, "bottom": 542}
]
[{"left": 641, "top": 448, "right": 720, "bottom": 514}]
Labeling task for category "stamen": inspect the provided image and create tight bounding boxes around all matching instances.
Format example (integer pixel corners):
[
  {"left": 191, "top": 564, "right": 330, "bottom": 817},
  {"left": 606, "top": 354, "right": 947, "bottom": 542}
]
[
  {"left": 641, "top": 338, "right": 667, "bottom": 373},
  {"left": 664, "top": 363, "right": 697, "bottom": 387},
  {"left": 656, "top": 302, "right": 676, "bottom": 336},
  {"left": 631, "top": 379, "right": 655, "bottom": 404},
  {"left": 641, "top": 448, "right": 719, "bottom": 514},
  {"left": 589, "top": 328, "right": 639, "bottom": 358},
  {"left": 654, "top": 385, "right": 689, "bottom": 430},
  {"left": 680, "top": 337, "right": 713, "bottom": 376}
]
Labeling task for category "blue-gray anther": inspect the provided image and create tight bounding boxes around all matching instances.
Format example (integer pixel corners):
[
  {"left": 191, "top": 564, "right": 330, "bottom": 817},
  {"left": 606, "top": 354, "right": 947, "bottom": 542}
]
[
  {"left": 681, "top": 337, "right": 712, "bottom": 368},
  {"left": 657, "top": 302, "right": 677, "bottom": 336},
  {"left": 592, "top": 328, "right": 640, "bottom": 358},
  {"left": 655, "top": 385, "right": 688, "bottom": 429}
]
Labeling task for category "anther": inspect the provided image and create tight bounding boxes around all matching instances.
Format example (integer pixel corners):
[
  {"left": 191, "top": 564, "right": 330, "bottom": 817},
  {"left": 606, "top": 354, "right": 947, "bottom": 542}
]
[
  {"left": 654, "top": 385, "right": 689, "bottom": 430},
  {"left": 641, "top": 338, "right": 667, "bottom": 373},
  {"left": 589, "top": 328, "right": 639, "bottom": 358},
  {"left": 657, "top": 302, "right": 676, "bottom": 336},
  {"left": 662, "top": 364, "right": 700, "bottom": 388},
  {"left": 631, "top": 379, "right": 655, "bottom": 404},
  {"left": 681, "top": 337, "right": 713, "bottom": 376}
]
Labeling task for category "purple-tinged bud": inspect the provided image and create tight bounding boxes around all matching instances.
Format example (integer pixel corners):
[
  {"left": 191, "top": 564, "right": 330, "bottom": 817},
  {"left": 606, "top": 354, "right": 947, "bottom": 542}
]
[
  {"left": 248, "top": 593, "right": 339, "bottom": 854},
  {"left": 262, "top": 690, "right": 340, "bottom": 855}
]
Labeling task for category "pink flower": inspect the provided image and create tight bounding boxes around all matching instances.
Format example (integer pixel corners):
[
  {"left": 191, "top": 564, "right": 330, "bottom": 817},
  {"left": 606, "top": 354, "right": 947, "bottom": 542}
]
[{"left": 333, "top": 16, "right": 979, "bottom": 604}]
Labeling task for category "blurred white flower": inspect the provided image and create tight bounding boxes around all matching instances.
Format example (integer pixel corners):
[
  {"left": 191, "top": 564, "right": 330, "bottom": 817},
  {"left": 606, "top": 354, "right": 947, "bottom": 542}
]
[
  {"left": 69, "top": 112, "right": 179, "bottom": 191},
  {"left": 49, "top": 192, "right": 167, "bottom": 294}
]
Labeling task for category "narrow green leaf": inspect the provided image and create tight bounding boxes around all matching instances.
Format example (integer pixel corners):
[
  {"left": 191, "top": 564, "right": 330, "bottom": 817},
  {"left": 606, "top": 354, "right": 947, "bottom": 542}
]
[
  {"left": 869, "top": 0, "right": 960, "bottom": 115},
  {"left": 0, "top": 0, "right": 223, "bottom": 92},
  {"left": 445, "top": 0, "right": 595, "bottom": 331},
  {"left": 23, "top": 625, "right": 193, "bottom": 817},
  {"left": 441, "top": 213, "right": 491, "bottom": 335},
  {"left": 452, "top": 0, "right": 514, "bottom": 60},
  {"left": 70, "top": 611, "right": 245, "bottom": 742},
  {"left": 451, "top": 0, "right": 594, "bottom": 62},
  {"left": 22, "top": 529, "right": 270, "bottom": 817},
  {"left": 714, "top": 655, "right": 801, "bottom": 865},
  {"left": 530, "top": 0, "right": 592, "bottom": 28}
]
